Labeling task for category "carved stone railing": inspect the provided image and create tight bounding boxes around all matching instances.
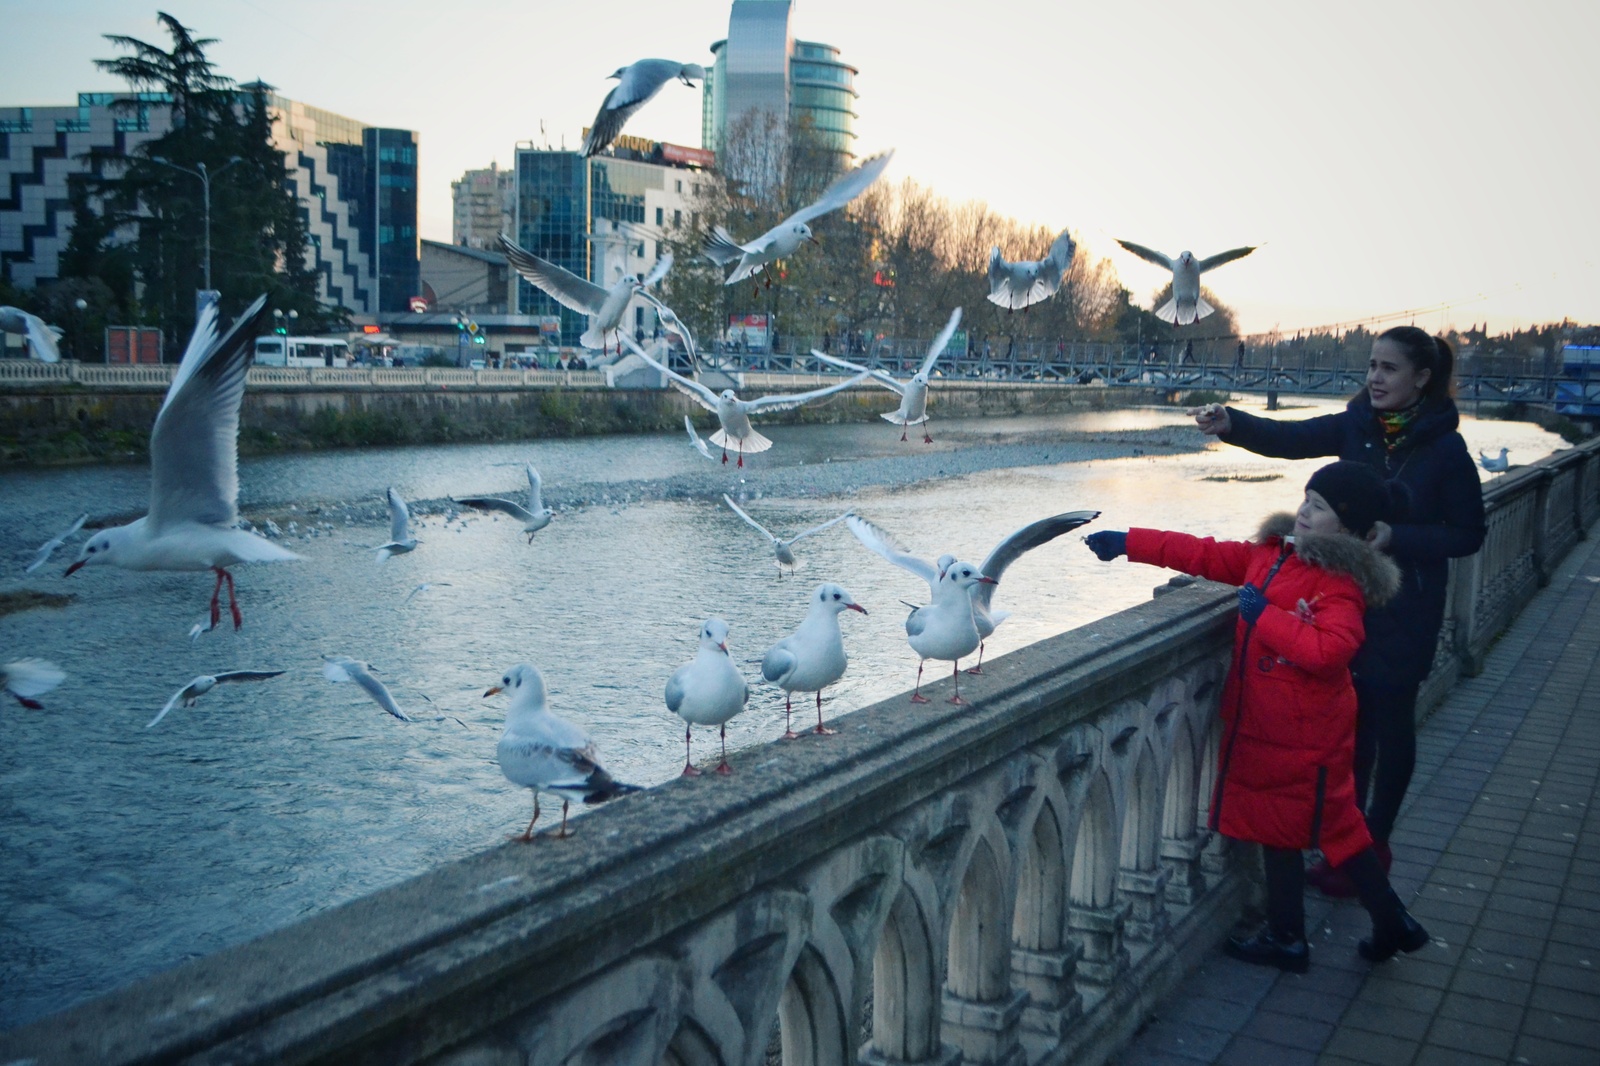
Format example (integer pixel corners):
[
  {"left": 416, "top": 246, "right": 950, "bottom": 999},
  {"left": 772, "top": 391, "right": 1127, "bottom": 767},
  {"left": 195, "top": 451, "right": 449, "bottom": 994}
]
[{"left": 0, "top": 359, "right": 609, "bottom": 390}]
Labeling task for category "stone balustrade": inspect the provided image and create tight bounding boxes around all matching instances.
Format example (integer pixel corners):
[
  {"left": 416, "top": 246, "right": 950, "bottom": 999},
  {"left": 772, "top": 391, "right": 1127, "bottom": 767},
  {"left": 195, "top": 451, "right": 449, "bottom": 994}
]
[
  {"left": 0, "top": 359, "right": 610, "bottom": 390},
  {"left": 1, "top": 441, "right": 1595, "bottom": 1066}
]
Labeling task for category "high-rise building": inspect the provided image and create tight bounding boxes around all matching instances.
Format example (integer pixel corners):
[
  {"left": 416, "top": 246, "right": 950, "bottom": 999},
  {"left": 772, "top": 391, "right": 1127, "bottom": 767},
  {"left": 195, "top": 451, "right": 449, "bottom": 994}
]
[
  {"left": 0, "top": 88, "right": 419, "bottom": 319},
  {"left": 514, "top": 135, "right": 712, "bottom": 348},
  {"left": 701, "top": 0, "right": 859, "bottom": 186},
  {"left": 452, "top": 163, "right": 515, "bottom": 251}
]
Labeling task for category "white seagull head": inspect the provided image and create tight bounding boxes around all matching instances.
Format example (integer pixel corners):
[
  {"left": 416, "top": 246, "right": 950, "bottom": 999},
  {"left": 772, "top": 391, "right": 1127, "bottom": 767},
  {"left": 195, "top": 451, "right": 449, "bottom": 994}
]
[
  {"left": 940, "top": 560, "right": 997, "bottom": 592},
  {"left": 794, "top": 222, "right": 818, "bottom": 245},
  {"left": 64, "top": 527, "right": 128, "bottom": 575},
  {"left": 485, "top": 662, "right": 548, "bottom": 709},
  {"left": 813, "top": 583, "right": 868, "bottom": 615},
  {"left": 935, "top": 553, "right": 957, "bottom": 580},
  {"left": 1177, "top": 250, "right": 1196, "bottom": 267},
  {"left": 700, "top": 617, "right": 731, "bottom": 653},
  {"left": 718, "top": 389, "right": 739, "bottom": 402}
]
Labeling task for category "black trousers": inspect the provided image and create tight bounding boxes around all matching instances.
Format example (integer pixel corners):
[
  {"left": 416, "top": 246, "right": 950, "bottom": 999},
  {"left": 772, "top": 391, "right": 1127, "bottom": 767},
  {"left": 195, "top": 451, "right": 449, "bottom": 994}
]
[
  {"left": 1352, "top": 676, "right": 1420, "bottom": 844},
  {"left": 1264, "top": 845, "right": 1405, "bottom": 939}
]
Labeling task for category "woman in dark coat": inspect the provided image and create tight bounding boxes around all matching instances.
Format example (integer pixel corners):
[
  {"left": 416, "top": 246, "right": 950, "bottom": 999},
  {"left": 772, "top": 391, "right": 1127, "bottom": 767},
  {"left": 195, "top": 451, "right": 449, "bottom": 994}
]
[{"left": 1190, "top": 327, "right": 1486, "bottom": 893}]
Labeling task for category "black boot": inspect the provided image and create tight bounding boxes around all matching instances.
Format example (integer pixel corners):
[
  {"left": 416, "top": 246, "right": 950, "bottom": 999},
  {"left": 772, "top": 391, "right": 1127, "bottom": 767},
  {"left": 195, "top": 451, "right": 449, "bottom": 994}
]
[
  {"left": 1359, "top": 896, "right": 1429, "bottom": 962},
  {"left": 1224, "top": 924, "right": 1310, "bottom": 973}
]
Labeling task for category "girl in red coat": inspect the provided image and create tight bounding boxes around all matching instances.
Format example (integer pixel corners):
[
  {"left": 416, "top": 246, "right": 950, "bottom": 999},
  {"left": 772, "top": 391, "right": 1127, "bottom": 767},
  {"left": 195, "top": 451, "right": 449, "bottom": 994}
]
[{"left": 1086, "top": 461, "right": 1429, "bottom": 972}]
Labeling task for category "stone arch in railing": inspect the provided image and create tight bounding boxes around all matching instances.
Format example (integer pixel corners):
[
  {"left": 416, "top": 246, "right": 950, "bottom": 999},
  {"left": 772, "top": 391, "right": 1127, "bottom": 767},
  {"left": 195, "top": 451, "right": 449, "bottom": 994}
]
[
  {"left": 775, "top": 945, "right": 850, "bottom": 1066},
  {"left": 942, "top": 812, "right": 1021, "bottom": 1064},
  {"left": 1067, "top": 769, "right": 1126, "bottom": 993},
  {"left": 517, "top": 954, "right": 685, "bottom": 1066},
  {"left": 867, "top": 882, "right": 945, "bottom": 1063}
]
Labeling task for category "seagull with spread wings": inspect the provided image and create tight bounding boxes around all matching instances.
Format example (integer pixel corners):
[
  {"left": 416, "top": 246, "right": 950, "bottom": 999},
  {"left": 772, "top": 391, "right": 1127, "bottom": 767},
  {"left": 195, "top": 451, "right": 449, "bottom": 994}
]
[
  {"left": 624, "top": 336, "right": 869, "bottom": 466},
  {"left": 987, "top": 231, "right": 1076, "bottom": 312},
  {"left": 580, "top": 59, "right": 706, "bottom": 158},
  {"left": 499, "top": 233, "right": 671, "bottom": 355},
  {"left": 811, "top": 307, "right": 962, "bottom": 442},
  {"left": 457, "top": 463, "right": 554, "bottom": 542},
  {"left": 3, "top": 658, "right": 66, "bottom": 710},
  {"left": 147, "top": 670, "right": 286, "bottom": 728},
  {"left": 722, "top": 495, "right": 851, "bottom": 578},
  {"left": 703, "top": 151, "right": 894, "bottom": 294},
  {"left": 375, "top": 487, "right": 418, "bottom": 563},
  {"left": 0, "top": 306, "right": 62, "bottom": 361},
  {"left": 1114, "top": 239, "right": 1257, "bottom": 325},
  {"left": 24, "top": 513, "right": 88, "bottom": 574},
  {"left": 64, "top": 298, "right": 299, "bottom": 629}
]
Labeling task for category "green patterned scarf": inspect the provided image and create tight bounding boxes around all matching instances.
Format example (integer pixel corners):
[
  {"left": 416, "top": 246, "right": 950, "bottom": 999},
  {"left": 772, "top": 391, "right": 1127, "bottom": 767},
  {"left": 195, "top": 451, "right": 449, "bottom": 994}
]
[{"left": 1376, "top": 400, "right": 1424, "bottom": 454}]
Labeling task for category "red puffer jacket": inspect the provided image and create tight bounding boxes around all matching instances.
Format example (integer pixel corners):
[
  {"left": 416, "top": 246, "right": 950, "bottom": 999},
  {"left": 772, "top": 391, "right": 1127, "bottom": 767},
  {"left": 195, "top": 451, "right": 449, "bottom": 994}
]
[{"left": 1128, "top": 515, "right": 1401, "bottom": 865}]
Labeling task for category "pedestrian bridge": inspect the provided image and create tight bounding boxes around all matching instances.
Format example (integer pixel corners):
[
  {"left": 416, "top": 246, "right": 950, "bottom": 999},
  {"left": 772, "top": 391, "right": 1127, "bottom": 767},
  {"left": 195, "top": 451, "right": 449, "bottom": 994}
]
[{"left": 4, "top": 442, "right": 1596, "bottom": 1066}]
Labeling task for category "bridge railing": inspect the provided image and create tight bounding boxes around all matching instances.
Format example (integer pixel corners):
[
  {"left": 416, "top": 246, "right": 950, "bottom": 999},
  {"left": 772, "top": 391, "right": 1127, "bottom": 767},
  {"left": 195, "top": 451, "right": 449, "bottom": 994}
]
[
  {"left": 0, "top": 360, "right": 608, "bottom": 390},
  {"left": 1, "top": 445, "right": 1594, "bottom": 1066}
]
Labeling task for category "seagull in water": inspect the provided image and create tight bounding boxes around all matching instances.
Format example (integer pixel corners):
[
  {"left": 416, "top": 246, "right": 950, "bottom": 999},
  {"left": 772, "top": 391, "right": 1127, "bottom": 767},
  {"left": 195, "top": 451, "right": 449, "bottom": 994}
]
[
  {"left": 847, "top": 510, "right": 1100, "bottom": 674},
  {"left": 64, "top": 297, "right": 300, "bottom": 629},
  {"left": 487, "top": 663, "right": 640, "bottom": 841},
  {"left": 500, "top": 234, "right": 670, "bottom": 355},
  {"left": 1479, "top": 447, "right": 1510, "bottom": 473},
  {"left": 761, "top": 583, "right": 867, "bottom": 738},
  {"left": 987, "top": 230, "right": 1077, "bottom": 312},
  {"left": 25, "top": 513, "right": 88, "bottom": 573},
  {"left": 457, "top": 464, "right": 554, "bottom": 541},
  {"left": 811, "top": 307, "right": 963, "bottom": 442},
  {"left": 703, "top": 152, "right": 894, "bottom": 294},
  {"left": 665, "top": 618, "right": 750, "bottom": 776},
  {"left": 374, "top": 487, "right": 418, "bottom": 563},
  {"left": 722, "top": 495, "right": 851, "bottom": 578},
  {"left": 625, "top": 336, "right": 869, "bottom": 466},
  {"left": 580, "top": 59, "right": 706, "bottom": 157},
  {"left": 0, "top": 306, "right": 62, "bottom": 361},
  {"left": 1114, "top": 239, "right": 1257, "bottom": 325},
  {"left": 147, "top": 670, "right": 286, "bottom": 728},
  {"left": 2, "top": 658, "right": 66, "bottom": 709}
]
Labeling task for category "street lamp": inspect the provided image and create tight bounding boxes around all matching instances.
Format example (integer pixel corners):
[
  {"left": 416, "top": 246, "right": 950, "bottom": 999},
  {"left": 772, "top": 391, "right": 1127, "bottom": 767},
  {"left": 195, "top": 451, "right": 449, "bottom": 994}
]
[{"left": 150, "top": 155, "right": 243, "bottom": 292}]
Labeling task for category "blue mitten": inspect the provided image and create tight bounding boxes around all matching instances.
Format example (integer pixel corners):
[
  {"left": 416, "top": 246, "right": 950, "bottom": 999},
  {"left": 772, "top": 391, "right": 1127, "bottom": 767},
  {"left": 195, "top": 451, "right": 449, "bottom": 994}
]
[
  {"left": 1238, "top": 583, "right": 1267, "bottom": 623},
  {"left": 1085, "top": 531, "right": 1128, "bottom": 561}
]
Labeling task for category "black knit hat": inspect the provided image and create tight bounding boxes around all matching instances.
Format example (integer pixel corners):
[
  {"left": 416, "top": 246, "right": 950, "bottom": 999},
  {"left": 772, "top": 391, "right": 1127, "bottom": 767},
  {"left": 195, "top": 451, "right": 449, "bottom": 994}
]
[{"left": 1305, "top": 461, "right": 1394, "bottom": 537}]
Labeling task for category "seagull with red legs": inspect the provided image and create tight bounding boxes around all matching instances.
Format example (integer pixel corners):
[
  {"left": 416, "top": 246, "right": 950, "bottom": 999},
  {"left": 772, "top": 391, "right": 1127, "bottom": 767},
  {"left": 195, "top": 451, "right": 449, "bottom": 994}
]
[
  {"left": 810, "top": 307, "right": 962, "bottom": 442},
  {"left": 665, "top": 618, "right": 749, "bottom": 776},
  {"left": 64, "top": 296, "right": 299, "bottom": 628},
  {"left": 625, "top": 335, "right": 869, "bottom": 467},
  {"left": 903, "top": 561, "right": 994, "bottom": 705},
  {"left": 761, "top": 583, "right": 866, "bottom": 739}
]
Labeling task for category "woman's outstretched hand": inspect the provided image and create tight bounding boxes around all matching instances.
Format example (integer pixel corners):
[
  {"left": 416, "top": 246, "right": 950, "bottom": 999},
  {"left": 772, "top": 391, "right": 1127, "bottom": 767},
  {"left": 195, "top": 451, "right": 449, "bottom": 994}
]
[
  {"left": 1187, "top": 403, "right": 1232, "bottom": 437},
  {"left": 1085, "top": 531, "right": 1128, "bottom": 561}
]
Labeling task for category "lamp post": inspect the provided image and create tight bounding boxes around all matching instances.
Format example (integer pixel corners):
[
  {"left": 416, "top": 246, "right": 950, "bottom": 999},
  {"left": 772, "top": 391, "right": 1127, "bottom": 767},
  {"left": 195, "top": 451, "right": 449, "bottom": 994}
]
[{"left": 150, "top": 155, "right": 243, "bottom": 292}]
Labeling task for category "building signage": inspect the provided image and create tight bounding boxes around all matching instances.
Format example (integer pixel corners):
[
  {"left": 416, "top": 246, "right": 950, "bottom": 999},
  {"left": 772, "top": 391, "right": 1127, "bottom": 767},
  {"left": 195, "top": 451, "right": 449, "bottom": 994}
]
[
  {"left": 661, "top": 143, "right": 716, "bottom": 168},
  {"left": 727, "top": 313, "right": 771, "bottom": 349},
  {"left": 409, "top": 295, "right": 430, "bottom": 313}
]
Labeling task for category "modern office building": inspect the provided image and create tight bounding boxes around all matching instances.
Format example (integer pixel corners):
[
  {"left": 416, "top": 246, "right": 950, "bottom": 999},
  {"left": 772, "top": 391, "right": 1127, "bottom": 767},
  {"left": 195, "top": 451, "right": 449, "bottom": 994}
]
[
  {"left": 702, "top": 0, "right": 859, "bottom": 185},
  {"left": 0, "top": 88, "right": 419, "bottom": 319},
  {"left": 514, "top": 134, "right": 713, "bottom": 348},
  {"left": 451, "top": 162, "right": 515, "bottom": 251}
]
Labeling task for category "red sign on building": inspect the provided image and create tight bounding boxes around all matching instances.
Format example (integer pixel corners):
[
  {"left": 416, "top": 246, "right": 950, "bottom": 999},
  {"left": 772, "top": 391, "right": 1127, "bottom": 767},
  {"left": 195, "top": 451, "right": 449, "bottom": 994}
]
[{"left": 106, "top": 326, "right": 163, "bottom": 364}]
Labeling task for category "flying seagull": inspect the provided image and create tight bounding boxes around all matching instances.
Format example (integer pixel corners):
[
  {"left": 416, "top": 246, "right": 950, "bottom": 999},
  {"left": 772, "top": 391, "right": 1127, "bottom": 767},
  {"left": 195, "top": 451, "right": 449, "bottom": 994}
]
[
  {"left": 25, "top": 513, "right": 88, "bottom": 574},
  {"left": 0, "top": 306, "right": 62, "bottom": 362},
  {"left": 2, "top": 658, "right": 66, "bottom": 709},
  {"left": 581, "top": 59, "right": 706, "bottom": 158},
  {"left": 147, "top": 670, "right": 286, "bottom": 728},
  {"left": 457, "top": 464, "right": 554, "bottom": 541},
  {"left": 723, "top": 495, "right": 851, "bottom": 577},
  {"left": 64, "top": 297, "right": 300, "bottom": 630},
  {"left": 811, "top": 307, "right": 962, "bottom": 442},
  {"left": 499, "top": 234, "right": 670, "bottom": 355},
  {"left": 987, "top": 230, "right": 1076, "bottom": 312},
  {"left": 684, "top": 415, "right": 716, "bottom": 460},
  {"left": 375, "top": 487, "right": 418, "bottom": 563},
  {"left": 703, "top": 151, "right": 894, "bottom": 292},
  {"left": 625, "top": 336, "right": 869, "bottom": 466},
  {"left": 1114, "top": 239, "right": 1257, "bottom": 325},
  {"left": 322, "top": 655, "right": 413, "bottom": 721}
]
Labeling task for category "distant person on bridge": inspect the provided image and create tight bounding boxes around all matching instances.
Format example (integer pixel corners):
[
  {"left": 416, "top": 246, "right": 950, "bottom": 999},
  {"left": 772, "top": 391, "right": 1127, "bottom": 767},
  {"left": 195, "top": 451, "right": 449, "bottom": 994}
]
[
  {"left": 1187, "top": 327, "right": 1486, "bottom": 897},
  {"left": 1085, "top": 461, "right": 1429, "bottom": 972}
]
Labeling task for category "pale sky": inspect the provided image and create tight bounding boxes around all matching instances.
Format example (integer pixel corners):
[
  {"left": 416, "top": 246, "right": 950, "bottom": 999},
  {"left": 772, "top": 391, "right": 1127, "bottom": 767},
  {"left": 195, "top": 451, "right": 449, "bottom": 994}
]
[{"left": 4, "top": 1, "right": 1596, "bottom": 335}]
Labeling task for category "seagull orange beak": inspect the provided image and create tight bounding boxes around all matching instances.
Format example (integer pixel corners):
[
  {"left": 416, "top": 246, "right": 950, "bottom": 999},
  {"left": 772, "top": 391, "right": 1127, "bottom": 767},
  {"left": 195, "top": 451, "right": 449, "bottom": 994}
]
[
  {"left": 64, "top": 560, "right": 85, "bottom": 576},
  {"left": 719, "top": 642, "right": 728, "bottom": 653},
  {"left": 483, "top": 685, "right": 503, "bottom": 698},
  {"left": 979, "top": 576, "right": 998, "bottom": 585},
  {"left": 848, "top": 603, "right": 868, "bottom": 614}
]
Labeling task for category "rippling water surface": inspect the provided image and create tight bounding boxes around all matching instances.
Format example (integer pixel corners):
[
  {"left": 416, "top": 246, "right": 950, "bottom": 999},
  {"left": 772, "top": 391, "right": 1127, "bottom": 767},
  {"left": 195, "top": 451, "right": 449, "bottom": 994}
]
[{"left": 0, "top": 398, "right": 1566, "bottom": 1026}]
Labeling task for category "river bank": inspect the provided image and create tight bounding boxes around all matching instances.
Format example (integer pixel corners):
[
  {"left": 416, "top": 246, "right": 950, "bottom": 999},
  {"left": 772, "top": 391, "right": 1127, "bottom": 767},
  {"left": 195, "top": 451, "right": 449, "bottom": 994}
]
[{"left": 0, "top": 379, "right": 1160, "bottom": 466}]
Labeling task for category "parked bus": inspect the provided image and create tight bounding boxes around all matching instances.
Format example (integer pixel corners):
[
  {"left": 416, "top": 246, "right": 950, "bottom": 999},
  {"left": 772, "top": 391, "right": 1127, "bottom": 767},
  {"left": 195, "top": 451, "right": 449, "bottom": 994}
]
[{"left": 253, "top": 336, "right": 351, "bottom": 368}]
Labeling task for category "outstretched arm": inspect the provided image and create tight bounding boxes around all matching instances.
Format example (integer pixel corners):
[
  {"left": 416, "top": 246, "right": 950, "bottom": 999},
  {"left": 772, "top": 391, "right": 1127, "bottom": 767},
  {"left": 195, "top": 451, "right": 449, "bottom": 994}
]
[
  {"left": 1126, "top": 528, "right": 1258, "bottom": 587},
  {"left": 1221, "top": 407, "right": 1347, "bottom": 460}
]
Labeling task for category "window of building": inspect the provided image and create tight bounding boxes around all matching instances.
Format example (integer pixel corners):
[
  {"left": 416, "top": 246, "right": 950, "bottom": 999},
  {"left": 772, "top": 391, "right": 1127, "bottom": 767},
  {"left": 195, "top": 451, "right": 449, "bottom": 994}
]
[
  {"left": 655, "top": 206, "right": 664, "bottom": 225},
  {"left": 673, "top": 209, "right": 682, "bottom": 228},
  {"left": 675, "top": 179, "right": 683, "bottom": 193}
]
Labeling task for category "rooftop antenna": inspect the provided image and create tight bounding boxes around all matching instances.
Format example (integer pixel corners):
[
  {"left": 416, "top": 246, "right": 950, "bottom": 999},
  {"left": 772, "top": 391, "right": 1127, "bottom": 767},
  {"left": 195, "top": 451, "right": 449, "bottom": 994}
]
[{"left": 540, "top": 119, "right": 547, "bottom": 149}]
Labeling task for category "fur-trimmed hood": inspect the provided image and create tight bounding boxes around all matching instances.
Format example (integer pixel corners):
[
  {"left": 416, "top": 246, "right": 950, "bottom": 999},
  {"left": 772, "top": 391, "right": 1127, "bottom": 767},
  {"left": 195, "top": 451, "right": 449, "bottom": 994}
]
[{"left": 1255, "top": 513, "right": 1402, "bottom": 607}]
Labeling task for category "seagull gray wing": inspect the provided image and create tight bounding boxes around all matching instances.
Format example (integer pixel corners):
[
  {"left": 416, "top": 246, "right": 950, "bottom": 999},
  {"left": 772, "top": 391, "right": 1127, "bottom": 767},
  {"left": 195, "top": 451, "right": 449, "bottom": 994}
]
[
  {"left": 581, "top": 59, "right": 684, "bottom": 157},
  {"left": 524, "top": 465, "right": 545, "bottom": 513},
  {"left": 1043, "top": 229, "right": 1077, "bottom": 277},
  {"left": 23, "top": 310, "right": 62, "bottom": 362},
  {"left": 664, "top": 667, "right": 688, "bottom": 715},
  {"left": 148, "top": 678, "right": 204, "bottom": 728},
  {"left": 722, "top": 495, "right": 779, "bottom": 544},
  {"left": 788, "top": 511, "right": 852, "bottom": 544},
  {"left": 1196, "top": 245, "right": 1257, "bottom": 273},
  {"left": 456, "top": 495, "right": 536, "bottom": 522},
  {"left": 1115, "top": 239, "right": 1174, "bottom": 271},
  {"left": 846, "top": 514, "right": 939, "bottom": 592},
  {"left": 386, "top": 487, "right": 411, "bottom": 543},
  {"left": 344, "top": 661, "right": 412, "bottom": 721},
  {"left": 786, "top": 150, "right": 894, "bottom": 227},
  {"left": 702, "top": 225, "right": 753, "bottom": 267},
  {"left": 810, "top": 349, "right": 901, "bottom": 393},
  {"left": 2, "top": 658, "right": 65, "bottom": 699},
  {"left": 684, "top": 415, "right": 715, "bottom": 459},
  {"left": 974, "top": 509, "right": 1101, "bottom": 611},
  {"left": 918, "top": 307, "right": 963, "bottom": 378},
  {"left": 622, "top": 335, "right": 719, "bottom": 410},
  {"left": 639, "top": 251, "right": 673, "bottom": 289},
  {"left": 904, "top": 604, "right": 928, "bottom": 639},
  {"left": 742, "top": 371, "right": 870, "bottom": 414},
  {"left": 637, "top": 291, "right": 698, "bottom": 358},
  {"left": 214, "top": 670, "right": 287, "bottom": 684},
  {"left": 498, "top": 233, "right": 609, "bottom": 313},
  {"left": 148, "top": 295, "right": 270, "bottom": 531}
]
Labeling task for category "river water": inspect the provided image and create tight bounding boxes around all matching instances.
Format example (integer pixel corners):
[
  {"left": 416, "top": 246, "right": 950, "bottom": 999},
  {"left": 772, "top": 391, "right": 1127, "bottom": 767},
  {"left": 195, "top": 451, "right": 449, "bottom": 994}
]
[{"left": 0, "top": 398, "right": 1566, "bottom": 1027}]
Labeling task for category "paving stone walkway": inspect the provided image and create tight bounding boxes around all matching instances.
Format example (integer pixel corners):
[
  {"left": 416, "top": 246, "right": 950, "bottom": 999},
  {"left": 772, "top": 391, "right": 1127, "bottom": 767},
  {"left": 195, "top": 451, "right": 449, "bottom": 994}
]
[{"left": 1115, "top": 532, "right": 1600, "bottom": 1066}]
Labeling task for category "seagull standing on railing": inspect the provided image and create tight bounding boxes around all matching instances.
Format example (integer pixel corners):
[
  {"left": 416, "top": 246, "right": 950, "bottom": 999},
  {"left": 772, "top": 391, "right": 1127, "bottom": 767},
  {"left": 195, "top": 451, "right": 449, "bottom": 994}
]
[
  {"left": 0, "top": 306, "right": 62, "bottom": 362},
  {"left": 761, "top": 583, "right": 866, "bottom": 738},
  {"left": 812, "top": 308, "right": 962, "bottom": 442},
  {"left": 1478, "top": 447, "right": 1510, "bottom": 473},
  {"left": 624, "top": 336, "right": 869, "bottom": 466},
  {"left": 1114, "top": 239, "right": 1257, "bottom": 325},
  {"left": 499, "top": 234, "right": 671, "bottom": 356},
  {"left": 666, "top": 618, "right": 749, "bottom": 776},
  {"left": 64, "top": 297, "right": 300, "bottom": 630},
  {"left": 580, "top": 59, "right": 706, "bottom": 157},
  {"left": 987, "top": 232, "right": 1076, "bottom": 313}
]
